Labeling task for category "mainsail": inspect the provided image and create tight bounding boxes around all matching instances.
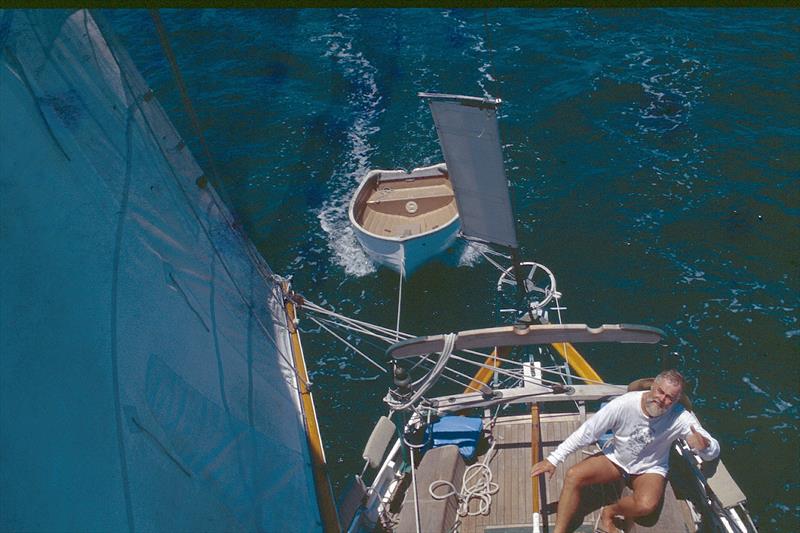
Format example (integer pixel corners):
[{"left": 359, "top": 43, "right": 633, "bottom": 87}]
[
  {"left": 0, "top": 10, "right": 323, "bottom": 532},
  {"left": 420, "top": 93, "right": 518, "bottom": 249}
]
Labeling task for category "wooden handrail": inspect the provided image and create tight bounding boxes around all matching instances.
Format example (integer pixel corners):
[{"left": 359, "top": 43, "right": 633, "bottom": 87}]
[{"left": 284, "top": 285, "right": 340, "bottom": 532}]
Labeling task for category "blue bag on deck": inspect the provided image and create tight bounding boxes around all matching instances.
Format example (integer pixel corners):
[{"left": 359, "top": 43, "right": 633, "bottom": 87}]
[{"left": 426, "top": 415, "right": 483, "bottom": 460}]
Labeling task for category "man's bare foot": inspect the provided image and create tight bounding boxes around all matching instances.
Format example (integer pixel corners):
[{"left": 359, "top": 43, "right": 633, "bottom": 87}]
[{"left": 599, "top": 506, "right": 620, "bottom": 532}]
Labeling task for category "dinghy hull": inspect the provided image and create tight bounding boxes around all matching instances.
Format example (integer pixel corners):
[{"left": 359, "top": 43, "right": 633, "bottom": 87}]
[
  {"left": 349, "top": 164, "right": 460, "bottom": 275},
  {"left": 353, "top": 216, "right": 461, "bottom": 275}
]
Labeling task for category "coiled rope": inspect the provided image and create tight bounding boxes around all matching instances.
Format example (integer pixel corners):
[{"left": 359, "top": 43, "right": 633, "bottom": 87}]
[{"left": 429, "top": 441, "right": 500, "bottom": 530}]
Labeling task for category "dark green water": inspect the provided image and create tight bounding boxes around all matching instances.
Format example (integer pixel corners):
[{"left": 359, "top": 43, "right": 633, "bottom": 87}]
[{"left": 107, "top": 9, "right": 798, "bottom": 530}]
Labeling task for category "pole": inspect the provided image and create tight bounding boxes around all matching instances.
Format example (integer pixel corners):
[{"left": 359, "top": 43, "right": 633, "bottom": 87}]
[
  {"left": 531, "top": 363, "right": 549, "bottom": 533},
  {"left": 510, "top": 247, "right": 528, "bottom": 303}
]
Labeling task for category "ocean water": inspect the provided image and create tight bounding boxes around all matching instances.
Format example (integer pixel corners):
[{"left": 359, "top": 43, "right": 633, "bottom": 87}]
[{"left": 106, "top": 8, "right": 799, "bottom": 531}]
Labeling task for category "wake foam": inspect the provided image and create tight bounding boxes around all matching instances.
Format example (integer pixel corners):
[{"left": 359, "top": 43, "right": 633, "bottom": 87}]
[
  {"left": 458, "top": 241, "right": 491, "bottom": 268},
  {"left": 312, "top": 18, "right": 384, "bottom": 277}
]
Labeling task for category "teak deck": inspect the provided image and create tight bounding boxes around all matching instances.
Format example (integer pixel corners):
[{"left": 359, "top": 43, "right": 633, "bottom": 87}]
[{"left": 457, "top": 413, "right": 697, "bottom": 533}]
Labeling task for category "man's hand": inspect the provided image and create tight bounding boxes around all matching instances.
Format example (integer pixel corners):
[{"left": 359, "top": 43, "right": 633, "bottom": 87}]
[
  {"left": 686, "top": 425, "right": 709, "bottom": 451},
  {"left": 530, "top": 459, "right": 556, "bottom": 479}
]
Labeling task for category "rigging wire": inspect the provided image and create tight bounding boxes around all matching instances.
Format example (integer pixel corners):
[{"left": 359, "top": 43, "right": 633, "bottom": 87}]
[
  {"left": 298, "top": 295, "right": 620, "bottom": 418},
  {"left": 305, "top": 297, "right": 513, "bottom": 364},
  {"left": 476, "top": 244, "right": 510, "bottom": 275},
  {"left": 409, "top": 352, "right": 435, "bottom": 373},
  {"left": 303, "top": 301, "right": 415, "bottom": 340},
  {"left": 307, "top": 315, "right": 387, "bottom": 373},
  {"left": 310, "top": 314, "right": 409, "bottom": 348},
  {"left": 303, "top": 295, "right": 612, "bottom": 387},
  {"left": 412, "top": 358, "right": 480, "bottom": 391},
  {"left": 309, "top": 307, "right": 550, "bottom": 384},
  {"left": 311, "top": 315, "right": 396, "bottom": 355}
]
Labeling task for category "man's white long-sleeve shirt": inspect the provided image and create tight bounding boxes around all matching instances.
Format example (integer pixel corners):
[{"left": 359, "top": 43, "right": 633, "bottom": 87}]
[{"left": 546, "top": 391, "right": 720, "bottom": 477}]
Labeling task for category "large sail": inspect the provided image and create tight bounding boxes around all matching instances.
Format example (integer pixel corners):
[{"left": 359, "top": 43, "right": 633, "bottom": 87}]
[
  {"left": 420, "top": 93, "right": 518, "bottom": 249},
  {"left": 0, "top": 10, "right": 323, "bottom": 532}
]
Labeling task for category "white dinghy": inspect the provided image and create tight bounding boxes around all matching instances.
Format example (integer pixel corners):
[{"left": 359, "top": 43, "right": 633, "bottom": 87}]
[
  {"left": 349, "top": 93, "right": 518, "bottom": 276},
  {"left": 349, "top": 164, "right": 460, "bottom": 275}
]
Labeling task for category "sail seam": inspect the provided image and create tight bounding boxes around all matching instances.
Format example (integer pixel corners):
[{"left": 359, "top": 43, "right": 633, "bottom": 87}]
[
  {"left": 90, "top": 9, "right": 309, "bottom": 389},
  {"left": 109, "top": 99, "right": 137, "bottom": 533}
]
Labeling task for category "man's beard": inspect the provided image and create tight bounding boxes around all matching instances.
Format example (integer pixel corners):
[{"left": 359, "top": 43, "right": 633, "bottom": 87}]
[{"left": 644, "top": 397, "right": 669, "bottom": 417}]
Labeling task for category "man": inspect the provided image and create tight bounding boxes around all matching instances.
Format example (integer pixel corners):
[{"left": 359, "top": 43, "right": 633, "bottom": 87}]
[{"left": 530, "top": 369, "right": 719, "bottom": 533}]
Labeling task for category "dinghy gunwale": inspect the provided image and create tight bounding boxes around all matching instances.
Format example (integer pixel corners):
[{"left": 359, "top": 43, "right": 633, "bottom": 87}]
[{"left": 348, "top": 164, "right": 460, "bottom": 244}]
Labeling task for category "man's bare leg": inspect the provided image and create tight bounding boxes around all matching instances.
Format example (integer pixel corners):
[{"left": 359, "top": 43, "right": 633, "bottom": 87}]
[
  {"left": 553, "top": 455, "right": 622, "bottom": 533},
  {"left": 599, "top": 473, "right": 666, "bottom": 531}
]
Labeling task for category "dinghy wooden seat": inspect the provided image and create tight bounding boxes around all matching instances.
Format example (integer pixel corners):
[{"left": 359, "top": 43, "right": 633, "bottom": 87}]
[{"left": 353, "top": 167, "right": 457, "bottom": 238}]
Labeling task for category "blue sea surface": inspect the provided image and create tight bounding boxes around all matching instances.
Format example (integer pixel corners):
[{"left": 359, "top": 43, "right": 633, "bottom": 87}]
[{"left": 107, "top": 8, "right": 799, "bottom": 530}]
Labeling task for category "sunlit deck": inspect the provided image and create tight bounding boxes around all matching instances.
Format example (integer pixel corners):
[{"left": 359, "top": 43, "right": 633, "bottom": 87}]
[{"left": 456, "top": 413, "right": 697, "bottom": 533}]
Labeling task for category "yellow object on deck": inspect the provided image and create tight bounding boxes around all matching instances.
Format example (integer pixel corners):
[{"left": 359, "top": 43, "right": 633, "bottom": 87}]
[
  {"left": 463, "top": 342, "right": 603, "bottom": 396},
  {"left": 284, "top": 285, "right": 341, "bottom": 533},
  {"left": 464, "top": 346, "right": 507, "bottom": 392},
  {"left": 550, "top": 341, "right": 604, "bottom": 383}
]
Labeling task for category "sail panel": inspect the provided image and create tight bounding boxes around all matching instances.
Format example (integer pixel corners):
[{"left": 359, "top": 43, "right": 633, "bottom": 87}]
[
  {"left": 0, "top": 10, "right": 322, "bottom": 532},
  {"left": 422, "top": 93, "right": 518, "bottom": 249}
]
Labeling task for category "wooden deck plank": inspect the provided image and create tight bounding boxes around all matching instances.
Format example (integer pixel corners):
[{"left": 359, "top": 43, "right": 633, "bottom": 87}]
[
  {"left": 541, "top": 416, "right": 551, "bottom": 526},
  {"left": 528, "top": 412, "right": 539, "bottom": 527},
  {"left": 451, "top": 413, "right": 694, "bottom": 533},
  {"left": 515, "top": 418, "right": 533, "bottom": 524},
  {"left": 546, "top": 418, "right": 567, "bottom": 505},
  {"left": 524, "top": 419, "right": 530, "bottom": 525},
  {"left": 522, "top": 419, "right": 530, "bottom": 525},
  {"left": 505, "top": 422, "right": 514, "bottom": 526},
  {"left": 543, "top": 415, "right": 556, "bottom": 508},
  {"left": 509, "top": 421, "right": 517, "bottom": 526},
  {"left": 513, "top": 419, "right": 520, "bottom": 524},
  {"left": 510, "top": 420, "right": 518, "bottom": 525},
  {"left": 523, "top": 420, "right": 532, "bottom": 524},
  {"left": 504, "top": 421, "right": 513, "bottom": 527},
  {"left": 520, "top": 419, "right": 528, "bottom": 525}
]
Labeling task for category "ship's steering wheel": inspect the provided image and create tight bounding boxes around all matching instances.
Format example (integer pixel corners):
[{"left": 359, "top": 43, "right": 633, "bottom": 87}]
[{"left": 496, "top": 261, "right": 560, "bottom": 313}]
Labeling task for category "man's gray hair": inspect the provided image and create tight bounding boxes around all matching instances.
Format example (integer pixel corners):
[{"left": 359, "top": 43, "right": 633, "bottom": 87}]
[{"left": 655, "top": 369, "right": 685, "bottom": 388}]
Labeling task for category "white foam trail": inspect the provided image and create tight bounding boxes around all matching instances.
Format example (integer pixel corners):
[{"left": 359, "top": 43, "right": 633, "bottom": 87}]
[
  {"left": 312, "top": 21, "right": 384, "bottom": 277},
  {"left": 458, "top": 241, "right": 489, "bottom": 268}
]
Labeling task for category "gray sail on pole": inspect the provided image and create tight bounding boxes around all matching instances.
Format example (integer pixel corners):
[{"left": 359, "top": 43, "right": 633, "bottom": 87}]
[{"left": 420, "top": 93, "right": 518, "bottom": 249}]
